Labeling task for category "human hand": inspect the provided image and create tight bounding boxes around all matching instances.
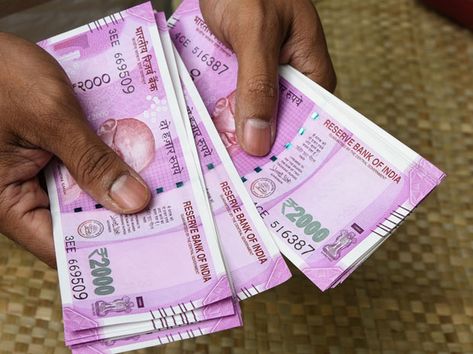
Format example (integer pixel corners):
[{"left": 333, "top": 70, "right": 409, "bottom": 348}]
[
  {"left": 200, "top": 0, "right": 336, "bottom": 156},
  {"left": 0, "top": 33, "right": 151, "bottom": 267}
]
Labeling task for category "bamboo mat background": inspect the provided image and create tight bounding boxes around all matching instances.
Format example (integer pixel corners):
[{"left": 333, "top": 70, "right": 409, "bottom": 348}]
[{"left": 0, "top": 0, "right": 472, "bottom": 353}]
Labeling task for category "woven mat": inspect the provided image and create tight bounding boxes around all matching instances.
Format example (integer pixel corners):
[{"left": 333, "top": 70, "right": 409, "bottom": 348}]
[{"left": 1, "top": 0, "right": 472, "bottom": 353}]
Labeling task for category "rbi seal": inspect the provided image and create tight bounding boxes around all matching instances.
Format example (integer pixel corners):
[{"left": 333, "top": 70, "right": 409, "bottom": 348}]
[
  {"left": 78, "top": 220, "right": 104, "bottom": 239},
  {"left": 250, "top": 178, "right": 276, "bottom": 198}
]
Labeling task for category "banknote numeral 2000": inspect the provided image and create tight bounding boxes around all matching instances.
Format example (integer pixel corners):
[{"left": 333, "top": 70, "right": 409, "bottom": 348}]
[
  {"left": 282, "top": 198, "right": 330, "bottom": 243},
  {"left": 88, "top": 248, "right": 115, "bottom": 296},
  {"left": 72, "top": 74, "right": 111, "bottom": 92}
]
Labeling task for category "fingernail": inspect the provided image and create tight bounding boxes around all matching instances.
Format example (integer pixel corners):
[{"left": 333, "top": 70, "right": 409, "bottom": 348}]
[
  {"left": 110, "top": 174, "right": 149, "bottom": 211},
  {"left": 243, "top": 118, "right": 272, "bottom": 156}
]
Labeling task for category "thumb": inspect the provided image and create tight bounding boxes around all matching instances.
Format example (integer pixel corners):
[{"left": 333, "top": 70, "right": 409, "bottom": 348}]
[
  {"left": 233, "top": 39, "right": 280, "bottom": 157},
  {"left": 44, "top": 116, "right": 151, "bottom": 214}
]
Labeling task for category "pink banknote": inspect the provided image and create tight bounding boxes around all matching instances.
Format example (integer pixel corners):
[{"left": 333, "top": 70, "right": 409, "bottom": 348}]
[
  {"left": 65, "top": 298, "right": 234, "bottom": 346},
  {"left": 71, "top": 304, "right": 242, "bottom": 353},
  {"left": 170, "top": 0, "right": 446, "bottom": 291},
  {"left": 63, "top": 12, "right": 240, "bottom": 346},
  {"left": 40, "top": 2, "right": 233, "bottom": 333},
  {"left": 157, "top": 12, "right": 292, "bottom": 300}
]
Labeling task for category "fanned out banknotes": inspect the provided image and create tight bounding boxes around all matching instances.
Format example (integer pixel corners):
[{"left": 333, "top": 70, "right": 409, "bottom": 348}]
[{"left": 38, "top": 1, "right": 445, "bottom": 352}]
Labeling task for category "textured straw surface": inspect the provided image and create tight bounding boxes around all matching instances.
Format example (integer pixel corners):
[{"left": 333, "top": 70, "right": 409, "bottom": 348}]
[{"left": 1, "top": 0, "right": 472, "bottom": 353}]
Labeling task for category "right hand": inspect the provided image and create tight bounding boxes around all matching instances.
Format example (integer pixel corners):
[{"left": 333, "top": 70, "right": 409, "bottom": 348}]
[
  {"left": 0, "top": 32, "right": 151, "bottom": 267},
  {"left": 200, "top": 0, "right": 336, "bottom": 156}
]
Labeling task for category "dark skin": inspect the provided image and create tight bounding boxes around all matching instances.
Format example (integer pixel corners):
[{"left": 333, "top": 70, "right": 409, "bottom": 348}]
[
  {"left": 201, "top": 0, "right": 336, "bottom": 156},
  {"left": 0, "top": 0, "right": 335, "bottom": 267}
]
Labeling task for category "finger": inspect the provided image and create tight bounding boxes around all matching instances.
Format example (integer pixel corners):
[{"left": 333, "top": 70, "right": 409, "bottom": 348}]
[
  {"left": 37, "top": 103, "right": 151, "bottom": 214},
  {"left": 230, "top": 12, "right": 283, "bottom": 156},
  {"left": 280, "top": 3, "right": 337, "bottom": 92},
  {"left": 16, "top": 207, "right": 56, "bottom": 268},
  {"left": 0, "top": 179, "right": 56, "bottom": 267}
]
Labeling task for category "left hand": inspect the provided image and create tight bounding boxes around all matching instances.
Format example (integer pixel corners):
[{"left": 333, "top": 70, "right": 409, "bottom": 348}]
[
  {"left": 0, "top": 33, "right": 150, "bottom": 267},
  {"left": 200, "top": 0, "right": 336, "bottom": 156}
]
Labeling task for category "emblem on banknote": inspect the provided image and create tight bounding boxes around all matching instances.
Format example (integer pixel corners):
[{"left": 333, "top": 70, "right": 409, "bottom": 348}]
[
  {"left": 322, "top": 230, "right": 357, "bottom": 261},
  {"left": 250, "top": 178, "right": 276, "bottom": 198},
  {"left": 77, "top": 220, "right": 104, "bottom": 239},
  {"left": 104, "top": 335, "right": 141, "bottom": 346},
  {"left": 94, "top": 296, "right": 134, "bottom": 317}
]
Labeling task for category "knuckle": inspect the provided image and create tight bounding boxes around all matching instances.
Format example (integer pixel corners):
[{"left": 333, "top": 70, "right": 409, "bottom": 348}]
[
  {"left": 245, "top": 75, "right": 277, "bottom": 99},
  {"left": 291, "top": 39, "right": 315, "bottom": 62},
  {"left": 307, "top": 61, "right": 337, "bottom": 92},
  {"left": 0, "top": 185, "right": 21, "bottom": 234},
  {"left": 74, "top": 143, "right": 119, "bottom": 186},
  {"left": 290, "top": 43, "right": 337, "bottom": 92}
]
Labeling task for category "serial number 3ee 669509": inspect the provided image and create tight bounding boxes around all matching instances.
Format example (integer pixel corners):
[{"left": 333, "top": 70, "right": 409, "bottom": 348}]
[
  {"left": 109, "top": 28, "right": 135, "bottom": 95},
  {"left": 66, "top": 238, "right": 115, "bottom": 301}
]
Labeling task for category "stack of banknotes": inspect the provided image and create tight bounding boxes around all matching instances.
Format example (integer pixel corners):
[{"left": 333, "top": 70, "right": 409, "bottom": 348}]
[{"left": 39, "top": 1, "right": 445, "bottom": 352}]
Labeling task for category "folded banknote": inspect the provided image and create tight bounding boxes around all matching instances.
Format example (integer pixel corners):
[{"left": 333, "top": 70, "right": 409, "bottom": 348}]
[
  {"left": 64, "top": 9, "right": 286, "bottom": 347},
  {"left": 158, "top": 12, "right": 292, "bottom": 300},
  {"left": 62, "top": 10, "right": 291, "bottom": 348},
  {"left": 71, "top": 308, "right": 241, "bottom": 353},
  {"left": 64, "top": 298, "right": 235, "bottom": 346},
  {"left": 40, "top": 1, "right": 235, "bottom": 338},
  {"left": 170, "top": 0, "right": 445, "bottom": 291}
]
